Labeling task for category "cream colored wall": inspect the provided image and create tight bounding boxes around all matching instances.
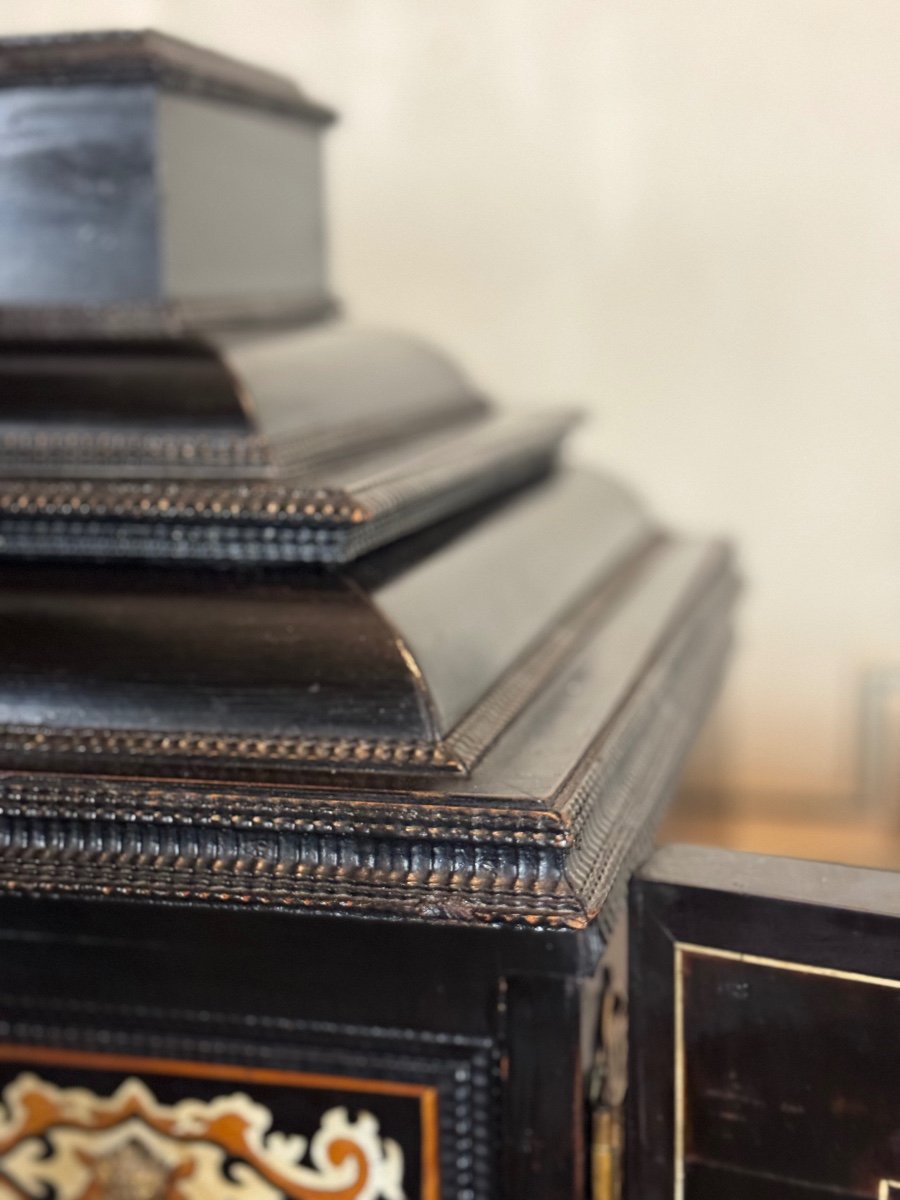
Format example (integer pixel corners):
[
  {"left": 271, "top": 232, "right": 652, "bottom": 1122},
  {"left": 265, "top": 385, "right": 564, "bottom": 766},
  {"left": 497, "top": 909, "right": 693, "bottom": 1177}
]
[{"left": 5, "top": 1, "right": 900, "bottom": 809}]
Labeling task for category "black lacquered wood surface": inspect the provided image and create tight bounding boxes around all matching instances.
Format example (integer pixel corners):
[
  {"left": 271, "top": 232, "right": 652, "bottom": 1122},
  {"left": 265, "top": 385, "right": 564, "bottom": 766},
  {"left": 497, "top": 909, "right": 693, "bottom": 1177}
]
[
  {"left": 0, "top": 30, "right": 334, "bottom": 330},
  {"left": 629, "top": 845, "right": 900, "bottom": 1200}
]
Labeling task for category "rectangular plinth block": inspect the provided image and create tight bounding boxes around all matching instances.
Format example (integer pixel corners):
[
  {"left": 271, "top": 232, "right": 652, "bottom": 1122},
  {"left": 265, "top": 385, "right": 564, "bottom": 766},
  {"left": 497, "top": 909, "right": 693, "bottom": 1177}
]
[{"left": 0, "top": 31, "right": 335, "bottom": 334}]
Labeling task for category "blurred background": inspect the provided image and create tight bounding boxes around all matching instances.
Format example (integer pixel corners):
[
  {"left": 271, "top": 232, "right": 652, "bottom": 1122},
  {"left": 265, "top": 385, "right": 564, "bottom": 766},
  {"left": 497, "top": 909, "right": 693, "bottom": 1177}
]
[{"left": 6, "top": 0, "right": 899, "bottom": 864}]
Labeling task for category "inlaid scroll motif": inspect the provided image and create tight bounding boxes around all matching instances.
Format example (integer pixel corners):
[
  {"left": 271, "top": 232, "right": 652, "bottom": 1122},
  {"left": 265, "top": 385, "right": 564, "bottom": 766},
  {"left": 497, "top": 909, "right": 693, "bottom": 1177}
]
[{"left": 0, "top": 1072, "right": 405, "bottom": 1200}]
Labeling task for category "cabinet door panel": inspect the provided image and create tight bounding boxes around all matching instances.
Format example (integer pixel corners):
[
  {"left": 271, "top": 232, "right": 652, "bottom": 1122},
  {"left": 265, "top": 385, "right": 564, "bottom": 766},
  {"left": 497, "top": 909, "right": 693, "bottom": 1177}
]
[{"left": 628, "top": 844, "right": 900, "bottom": 1200}]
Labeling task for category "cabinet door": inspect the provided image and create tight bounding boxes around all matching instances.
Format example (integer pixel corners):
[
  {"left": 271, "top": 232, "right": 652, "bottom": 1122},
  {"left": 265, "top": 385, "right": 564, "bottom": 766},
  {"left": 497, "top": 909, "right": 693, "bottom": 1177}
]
[{"left": 627, "top": 843, "right": 900, "bottom": 1200}]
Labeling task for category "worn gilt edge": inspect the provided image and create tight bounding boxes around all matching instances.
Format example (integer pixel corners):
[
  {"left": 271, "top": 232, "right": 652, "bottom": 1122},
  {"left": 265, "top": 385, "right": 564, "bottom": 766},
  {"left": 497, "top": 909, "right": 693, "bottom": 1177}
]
[
  {"left": 0, "top": 444, "right": 562, "bottom": 566},
  {"left": 0, "top": 854, "right": 572, "bottom": 905},
  {"left": 0, "top": 729, "right": 460, "bottom": 773},
  {"left": 0, "top": 790, "right": 576, "bottom": 925},
  {"left": 0, "top": 412, "right": 565, "bottom": 530},
  {"left": 0, "top": 778, "right": 566, "bottom": 841},
  {"left": 0, "top": 481, "right": 365, "bottom": 525},
  {"left": 0, "top": 849, "right": 575, "bottom": 917},
  {"left": 0, "top": 871, "right": 578, "bottom": 928}
]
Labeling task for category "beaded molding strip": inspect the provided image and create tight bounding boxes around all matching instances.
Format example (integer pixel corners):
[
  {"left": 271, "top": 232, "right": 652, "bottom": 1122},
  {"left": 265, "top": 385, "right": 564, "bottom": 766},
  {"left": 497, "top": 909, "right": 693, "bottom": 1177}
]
[{"left": 0, "top": 412, "right": 571, "bottom": 564}]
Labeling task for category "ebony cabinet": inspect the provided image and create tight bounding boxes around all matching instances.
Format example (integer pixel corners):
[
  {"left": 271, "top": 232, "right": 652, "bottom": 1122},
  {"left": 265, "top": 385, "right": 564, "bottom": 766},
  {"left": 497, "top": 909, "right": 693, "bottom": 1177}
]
[{"left": 0, "top": 27, "right": 744, "bottom": 1200}]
